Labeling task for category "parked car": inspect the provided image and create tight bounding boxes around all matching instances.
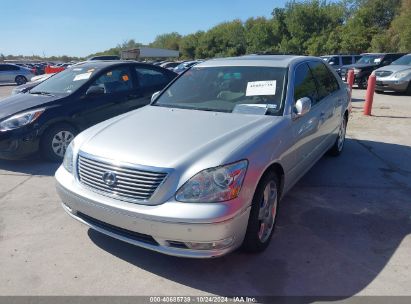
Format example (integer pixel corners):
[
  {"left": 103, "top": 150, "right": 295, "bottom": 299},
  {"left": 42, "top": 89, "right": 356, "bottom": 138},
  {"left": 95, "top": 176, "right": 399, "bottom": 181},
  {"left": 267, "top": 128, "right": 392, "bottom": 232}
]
[
  {"left": 321, "top": 54, "right": 362, "bottom": 70},
  {"left": 0, "top": 64, "right": 35, "bottom": 85},
  {"left": 88, "top": 55, "right": 120, "bottom": 61},
  {"left": 373, "top": 54, "right": 411, "bottom": 94},
  {"left": 173, "top": 60, "right": 203, "bottom": 74},
  {"left": 11, "top": 73, "right": 56, "bottom": 95},
  {"left": 55, "top": 55, "right": 350, "bottom": 258},
  {"left": 0, "top": 61, "right": 176, "bottom": 161},
  {"left": 339, "top": 53, "right": 406, "bottom": 89},
  {"left": 160, "top": 62, "right": 181, "bottom": 70}
]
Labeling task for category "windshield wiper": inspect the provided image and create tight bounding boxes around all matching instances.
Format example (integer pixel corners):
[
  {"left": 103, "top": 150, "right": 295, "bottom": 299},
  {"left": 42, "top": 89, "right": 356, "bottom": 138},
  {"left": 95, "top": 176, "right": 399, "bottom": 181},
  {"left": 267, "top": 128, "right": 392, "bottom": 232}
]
[{"left": 30, "top": 91, "right": 55, "bottom": 97}]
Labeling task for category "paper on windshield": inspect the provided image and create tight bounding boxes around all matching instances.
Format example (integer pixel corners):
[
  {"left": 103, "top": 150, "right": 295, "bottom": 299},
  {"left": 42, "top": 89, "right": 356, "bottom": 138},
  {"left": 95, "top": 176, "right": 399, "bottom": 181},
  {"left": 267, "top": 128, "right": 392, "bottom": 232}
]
[
  {"left": 73, "top": 72, "right": 92, "bottom": 81},
  {"left": 246, "top": 80, "right": 276, "bottom": 96}
]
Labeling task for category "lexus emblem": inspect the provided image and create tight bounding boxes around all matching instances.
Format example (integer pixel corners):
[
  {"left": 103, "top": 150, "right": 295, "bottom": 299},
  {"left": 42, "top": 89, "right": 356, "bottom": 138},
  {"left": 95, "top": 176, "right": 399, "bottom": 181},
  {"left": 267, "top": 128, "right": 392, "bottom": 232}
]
[{"left": 102, "top": 171, "right": 117, "bottom": 186}]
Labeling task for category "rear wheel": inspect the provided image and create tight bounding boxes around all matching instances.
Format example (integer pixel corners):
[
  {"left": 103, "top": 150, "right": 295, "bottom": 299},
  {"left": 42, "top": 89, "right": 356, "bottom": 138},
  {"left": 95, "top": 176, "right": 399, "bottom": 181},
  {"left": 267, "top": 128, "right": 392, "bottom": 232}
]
[
  {"left": 15, "top": 75, "right": 27, "bottom": 85},
  {"left": 242, "top": 171, "right": 280, "bottom": 253},
  {"left": 40, "top": 124, "right": 77, "bottom": 162},
  {"left": 329, "top": 115, "right": 347, "bottom": 156}
]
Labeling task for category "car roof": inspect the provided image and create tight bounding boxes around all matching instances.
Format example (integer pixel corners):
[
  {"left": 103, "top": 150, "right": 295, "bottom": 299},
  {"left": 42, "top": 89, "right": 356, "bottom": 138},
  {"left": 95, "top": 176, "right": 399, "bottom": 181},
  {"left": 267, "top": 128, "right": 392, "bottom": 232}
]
[
  {"left": 70, "top": 60, "right": 156, "bottom": 70},
  {"left": 197, "top": 55, "right": 315, "bottom": 68}
]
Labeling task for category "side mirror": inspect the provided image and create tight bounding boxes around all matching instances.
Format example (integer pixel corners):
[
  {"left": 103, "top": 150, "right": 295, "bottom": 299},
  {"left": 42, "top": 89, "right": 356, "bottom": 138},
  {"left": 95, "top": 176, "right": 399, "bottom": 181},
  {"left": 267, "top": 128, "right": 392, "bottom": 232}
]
[
  {"left": 151, "top": 91, "right": 161, "bottom": 103},
  {"left": 294, "top": 97, "right": 312, "bottom": 118},
  {"left": 86, "top": 85, "right": 105, "bottom": 96}
]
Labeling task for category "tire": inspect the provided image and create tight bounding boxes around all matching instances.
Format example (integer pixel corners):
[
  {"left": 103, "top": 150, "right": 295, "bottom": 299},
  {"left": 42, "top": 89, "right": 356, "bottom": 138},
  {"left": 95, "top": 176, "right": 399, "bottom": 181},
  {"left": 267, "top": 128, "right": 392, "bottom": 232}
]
[
  {"left": 15, "top": 75, "right": 27, "bottom": 86},
  {"left": 406, "top": 82, "right": 411, "bottom": 95},
  {"left": 357, "top": 77, "right": 367, "bottom": 89},
  {"left": 329, "top": 115, "right": 347, "bottom": 156},
  {"left": 40, "top": 123, "right": 77, "bottom": 162},
  {"left": 242, "top": 171, "right": 280, "bottom": 253}
]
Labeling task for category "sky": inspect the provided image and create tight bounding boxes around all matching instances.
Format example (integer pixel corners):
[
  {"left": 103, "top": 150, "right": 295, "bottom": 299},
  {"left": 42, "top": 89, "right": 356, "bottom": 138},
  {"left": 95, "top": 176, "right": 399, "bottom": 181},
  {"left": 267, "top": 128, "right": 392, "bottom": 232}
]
[{"left": 0, "top": 0, "right": 288, "bottom": 57}]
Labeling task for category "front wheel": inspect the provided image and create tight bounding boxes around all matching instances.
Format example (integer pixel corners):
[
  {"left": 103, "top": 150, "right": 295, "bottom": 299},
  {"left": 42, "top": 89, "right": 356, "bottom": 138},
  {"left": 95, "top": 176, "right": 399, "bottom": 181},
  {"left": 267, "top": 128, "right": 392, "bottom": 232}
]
[
  {"left": 40, "top": 124, "right": 77, "bottom": 162},
  {"left": 357, "top": 77, "right": 368, "bottom": 89},
  {"left": 329, "top": 116, "right": 347, "bottom": 156},
  {"left": 242, "top": 171, "right": 280, "bottom": 253}
]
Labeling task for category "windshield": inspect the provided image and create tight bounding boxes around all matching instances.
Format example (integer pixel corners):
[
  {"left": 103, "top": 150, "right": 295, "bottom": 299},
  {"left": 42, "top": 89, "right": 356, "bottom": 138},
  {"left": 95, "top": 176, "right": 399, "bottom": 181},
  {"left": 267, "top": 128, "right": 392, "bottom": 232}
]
[
  {"left": 153, "top": 66, "right": 287, "bottom": 115},
  {"left": 321, "top": 56, "right": 331, "bottom": 62},
  {"left": 391, "top": 54, "right": 411, "bottom": 65},
  {"left": 30, "top": 66, "right": 98, "bottom": 94},
  {"left": 356, "top": 55, "right": 382, "bottom": 65}
]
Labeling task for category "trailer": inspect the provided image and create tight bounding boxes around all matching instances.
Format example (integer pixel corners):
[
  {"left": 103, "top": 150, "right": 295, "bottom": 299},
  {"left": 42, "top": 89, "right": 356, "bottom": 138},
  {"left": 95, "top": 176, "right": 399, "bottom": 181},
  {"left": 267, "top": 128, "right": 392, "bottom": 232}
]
[{"left": 121, "top": 47, "right": 179, "bottom": 60}]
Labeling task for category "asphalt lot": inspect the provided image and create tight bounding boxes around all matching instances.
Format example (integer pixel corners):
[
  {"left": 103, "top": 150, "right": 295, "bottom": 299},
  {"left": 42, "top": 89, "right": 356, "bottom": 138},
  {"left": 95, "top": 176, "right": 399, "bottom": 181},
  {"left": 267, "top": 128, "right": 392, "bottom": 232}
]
[{"left": 0, "top": 84, "right": 410, "bottom": 298}]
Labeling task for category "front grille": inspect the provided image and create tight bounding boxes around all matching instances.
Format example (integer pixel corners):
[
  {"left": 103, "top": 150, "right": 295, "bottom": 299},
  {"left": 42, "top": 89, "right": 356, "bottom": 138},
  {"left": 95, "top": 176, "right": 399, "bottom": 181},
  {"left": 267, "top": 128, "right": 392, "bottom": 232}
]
[
  {"left": 77, "top": 153, "right": 167, "bottom": 202},
  {"left": 375, "top": 70, "right": 393, "bottom": 77},
  {"left": 77, "top": 212, "right": 158, "bottom": 245}
]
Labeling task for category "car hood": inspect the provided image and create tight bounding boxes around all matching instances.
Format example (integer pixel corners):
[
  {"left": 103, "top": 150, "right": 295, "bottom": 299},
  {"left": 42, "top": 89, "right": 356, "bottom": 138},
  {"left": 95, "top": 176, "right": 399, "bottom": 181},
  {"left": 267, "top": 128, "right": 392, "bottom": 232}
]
[
  {"left": 78, "top": 105, "right": 283, "bottom": 170},
  {"left": 374, "top": 65, "right": 411, "bottom": 73},
  {"left": 0, "top": 93, "right": 61, "bottom": 120}
]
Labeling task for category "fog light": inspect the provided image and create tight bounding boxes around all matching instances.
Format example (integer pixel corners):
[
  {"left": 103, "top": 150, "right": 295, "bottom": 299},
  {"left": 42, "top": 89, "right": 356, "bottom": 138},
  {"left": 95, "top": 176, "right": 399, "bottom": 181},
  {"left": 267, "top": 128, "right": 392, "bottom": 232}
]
[{"left": 185, "top": 237, "right": 234, "bottom": 250}]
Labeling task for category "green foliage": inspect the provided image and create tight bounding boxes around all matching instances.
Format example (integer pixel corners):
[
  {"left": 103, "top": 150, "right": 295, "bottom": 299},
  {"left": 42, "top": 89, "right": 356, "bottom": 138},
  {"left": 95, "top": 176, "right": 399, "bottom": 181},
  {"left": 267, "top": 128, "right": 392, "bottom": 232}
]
[
  {"left": 150, "top": 32, "right": 182, "bottom": 50},
  {"left": 3, "top": 0, "right": 410, "bottom": 62}
]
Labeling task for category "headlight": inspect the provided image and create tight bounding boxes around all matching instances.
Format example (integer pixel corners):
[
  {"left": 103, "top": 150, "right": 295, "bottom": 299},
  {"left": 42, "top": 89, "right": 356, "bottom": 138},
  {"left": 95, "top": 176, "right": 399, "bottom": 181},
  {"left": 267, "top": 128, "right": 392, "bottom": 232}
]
[
  {"left": 175, "top": 160, "right": 248, "bottom": 203},
  {"left": 393, "top": 70, "right": 411, "bottom": 79},
  {"left": 62, "top": 141, "right": 74, "bottom": 174},
  {"left": 0, "top": 108, "right": 44, "bottom": 132},
  {"left": 353, "top": 68, "right": 361, "bottom": 74}
]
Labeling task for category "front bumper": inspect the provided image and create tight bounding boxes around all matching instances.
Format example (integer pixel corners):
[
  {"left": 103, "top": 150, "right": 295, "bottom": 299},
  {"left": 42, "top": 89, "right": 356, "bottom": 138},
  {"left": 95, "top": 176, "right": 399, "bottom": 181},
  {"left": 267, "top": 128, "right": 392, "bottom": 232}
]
[
  {"left": 0, "top": 128, "right": 40, "bottom": 160},
  {"left": 375, "top": 78, "right": 409, "bottom": 92},
  {"left": 55, "top": 166, "right": 251, "bottom": 258}
]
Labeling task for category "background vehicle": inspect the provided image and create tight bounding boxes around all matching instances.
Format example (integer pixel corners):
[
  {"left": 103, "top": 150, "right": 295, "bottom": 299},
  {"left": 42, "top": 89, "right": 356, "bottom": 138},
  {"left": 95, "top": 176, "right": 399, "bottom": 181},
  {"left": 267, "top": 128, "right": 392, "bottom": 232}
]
[
  {"left": 0, "top": 61, "right": 176, "bottom": 161},
  {"left": 0, "top": 63, "right": 35, "bottom": 85},
  {"left": 11, "top": 73, "right": 56, "bottom": 95},
  {"left": 373, "top": 54, "right": 411, "bottom": 94},
  {"left": 55, "top": 55, "right": 350, "bottom": 258},
  {"left": 321, "top": 55, "right": 361, "bottom": 70},
  {"left": 339, "top": 53, "right": 406, "bottom": 89},
  {"left": 159, "top": 62, "right": 181, "bottom": 70},
  {"left": 173, "top": 60, "right": 203, "bottom": 74},
  {"left": 88, "top": 55, "right": 120, "bottom": 61}
]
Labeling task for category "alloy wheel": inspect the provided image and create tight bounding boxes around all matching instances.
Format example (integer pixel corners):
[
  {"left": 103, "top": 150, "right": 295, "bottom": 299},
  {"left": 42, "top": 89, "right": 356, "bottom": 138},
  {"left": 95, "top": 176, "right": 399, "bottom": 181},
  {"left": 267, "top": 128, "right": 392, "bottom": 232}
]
[
  {"left": 337, "top": 118, "right": 347, "bottom": 152},
  {"left": 258, "top": 181, "right": 278, "bottom": 243}
]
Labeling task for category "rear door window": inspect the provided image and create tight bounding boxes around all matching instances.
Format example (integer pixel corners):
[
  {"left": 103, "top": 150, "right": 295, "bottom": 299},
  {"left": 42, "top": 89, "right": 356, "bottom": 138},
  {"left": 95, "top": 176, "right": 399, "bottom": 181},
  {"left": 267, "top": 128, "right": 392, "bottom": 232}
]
[{"left": 308, "top": 61, "right": 339, "bottom": 100}]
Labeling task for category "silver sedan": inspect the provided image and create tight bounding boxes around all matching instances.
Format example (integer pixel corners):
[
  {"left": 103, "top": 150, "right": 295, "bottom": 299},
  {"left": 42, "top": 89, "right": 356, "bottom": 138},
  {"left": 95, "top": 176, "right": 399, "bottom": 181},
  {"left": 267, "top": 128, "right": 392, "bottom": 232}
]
[
  {"left": 0, "top": 63, "right": 35, "bottom": 85},
  {"left": 55, "top": 55, "right": 350, "bottom": 258}
]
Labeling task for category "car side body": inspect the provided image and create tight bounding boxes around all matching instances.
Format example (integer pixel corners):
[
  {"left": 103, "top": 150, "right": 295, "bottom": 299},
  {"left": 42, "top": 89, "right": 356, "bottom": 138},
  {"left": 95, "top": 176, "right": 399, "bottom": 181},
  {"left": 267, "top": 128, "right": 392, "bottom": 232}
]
[
  {"left": 0, "top": 61, "right": 176, "bottom": 160},
  {"left": 55, "top": 55, "right": 350, "bottom": 258}
]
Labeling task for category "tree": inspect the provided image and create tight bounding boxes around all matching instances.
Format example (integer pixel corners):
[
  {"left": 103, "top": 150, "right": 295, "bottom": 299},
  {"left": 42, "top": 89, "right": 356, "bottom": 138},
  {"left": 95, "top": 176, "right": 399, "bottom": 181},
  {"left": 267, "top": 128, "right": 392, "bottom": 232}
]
[
  {"left": 150, "top": 32, "right": 182, "bottom": 50},
  {"left": 180, "top": 31, "right": 204, "bottom": 59},
  {"left": 197, "top": 20, "right": 246, "bottom": 58},
  {"left": 244, "top": 17, "right": 278, "bottom": 54}
]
